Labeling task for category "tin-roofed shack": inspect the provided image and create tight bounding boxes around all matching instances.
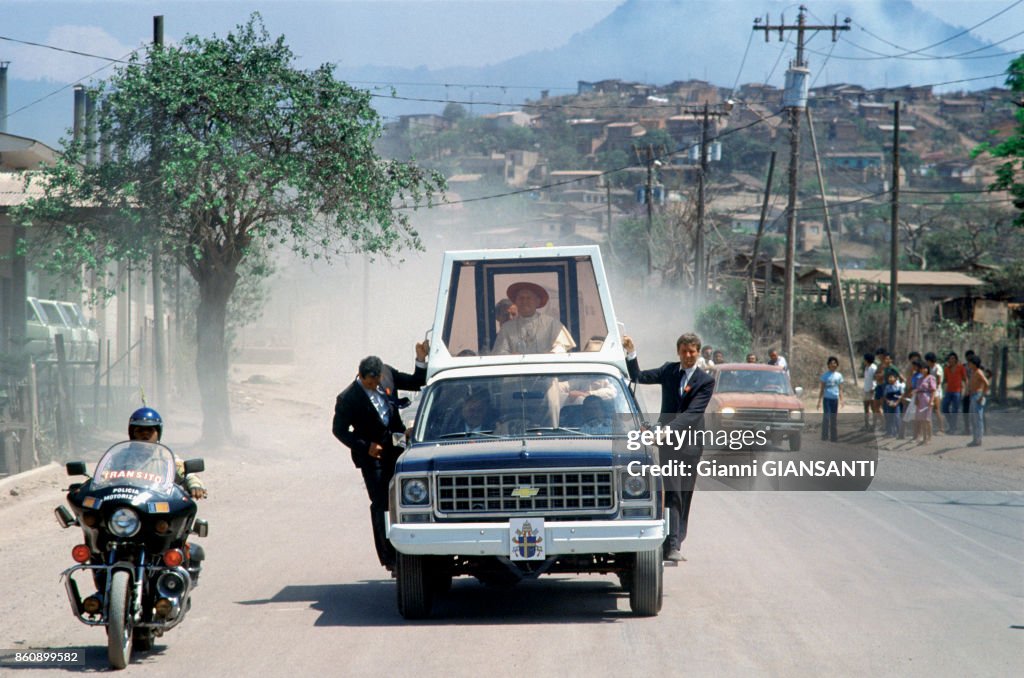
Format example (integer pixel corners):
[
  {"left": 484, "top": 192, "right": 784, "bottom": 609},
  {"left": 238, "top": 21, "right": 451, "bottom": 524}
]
[{"left": 796, "top": 268, "right": 1001, "bottom": 324}]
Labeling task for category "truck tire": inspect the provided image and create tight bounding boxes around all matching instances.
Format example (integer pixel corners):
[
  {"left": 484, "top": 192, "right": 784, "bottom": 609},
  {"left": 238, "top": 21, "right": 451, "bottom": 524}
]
[
  {"left": 396, "top": 553, "right": 433, "bottom": 619},
  {"left": 789, "top": 432, "right": 802, "bottom": 452},
  {"left": 629, "top": 549, "right": 662, "bottom": 616}
]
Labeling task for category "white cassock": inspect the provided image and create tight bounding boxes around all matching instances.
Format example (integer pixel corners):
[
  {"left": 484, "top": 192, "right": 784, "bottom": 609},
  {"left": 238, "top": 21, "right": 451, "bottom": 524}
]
[{"left": 492, "top": 313, "right": 577, "bottom": 355}]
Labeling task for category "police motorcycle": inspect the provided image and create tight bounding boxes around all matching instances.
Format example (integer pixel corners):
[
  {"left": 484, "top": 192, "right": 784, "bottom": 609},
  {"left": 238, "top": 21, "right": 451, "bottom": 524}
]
[{"left": 54, "top": 441, "right": 208, "bottom": 669}]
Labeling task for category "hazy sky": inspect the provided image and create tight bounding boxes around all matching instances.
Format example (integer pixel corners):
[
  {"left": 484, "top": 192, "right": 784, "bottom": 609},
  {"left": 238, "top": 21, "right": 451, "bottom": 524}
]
[
  {"left": 4, "top": 1, "right": 1022, "bottom": 80},
  {"left": 2, "top": 0, "right": 1022, "bottom": 145}
]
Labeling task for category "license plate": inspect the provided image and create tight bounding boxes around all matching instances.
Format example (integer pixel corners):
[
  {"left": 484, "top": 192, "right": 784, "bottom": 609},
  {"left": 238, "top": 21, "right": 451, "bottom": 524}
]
[{"left": 509, "top": 517, "right": 545, "bottom": 561}]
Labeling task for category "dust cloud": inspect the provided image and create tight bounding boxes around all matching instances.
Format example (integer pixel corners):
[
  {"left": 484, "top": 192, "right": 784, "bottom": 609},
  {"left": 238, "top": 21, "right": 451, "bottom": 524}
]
[{"left": 227, "top": 199, "right": 705, "bottom": 422}]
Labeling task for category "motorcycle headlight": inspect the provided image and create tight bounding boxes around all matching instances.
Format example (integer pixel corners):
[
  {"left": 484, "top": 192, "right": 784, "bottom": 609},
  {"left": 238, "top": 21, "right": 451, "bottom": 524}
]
[
  {"left": 401, "top": 478, "right": 429, "bottom": 506},
  {"left": 108, "top": 507, "right": 140, "bottom": 537},
  {"left": 622, "top": 474, "right": 649, "bottom": 499}
]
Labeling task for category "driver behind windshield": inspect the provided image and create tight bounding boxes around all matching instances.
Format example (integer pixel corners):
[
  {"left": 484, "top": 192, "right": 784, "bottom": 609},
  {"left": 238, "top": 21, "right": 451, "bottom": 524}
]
[
  {"left": 446, "top": 391, "right": 496, "bottom": 435},
  {"left": 579, "top": 395, "right": 613, "bottom": 435}
]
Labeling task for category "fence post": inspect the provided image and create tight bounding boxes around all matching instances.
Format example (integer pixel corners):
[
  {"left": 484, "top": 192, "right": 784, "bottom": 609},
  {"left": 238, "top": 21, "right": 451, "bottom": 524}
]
[
  {"left": 54, "top": 335, "right": 72, "bottom": 453},
  {"left": 20, "top": 375, "right": 39, "bottom": 470},
  {"left": 106, "top": 340, "right": 112, "bottom": 429}
]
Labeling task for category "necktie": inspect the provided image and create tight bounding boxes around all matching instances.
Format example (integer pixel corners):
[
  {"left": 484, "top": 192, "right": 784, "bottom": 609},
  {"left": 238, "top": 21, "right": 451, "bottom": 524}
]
[
  {"left": 372, "top": 388, "right": 390, "bottom": 426},
  {"left": 679, "top": 368, "right": 692, "bottom": 397}
]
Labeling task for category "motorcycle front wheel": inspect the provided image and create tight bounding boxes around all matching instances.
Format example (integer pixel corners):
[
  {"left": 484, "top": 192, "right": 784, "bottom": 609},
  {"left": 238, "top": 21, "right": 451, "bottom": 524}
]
[{"left": 107, "top": 570, "right": 134, "bottom": 669}]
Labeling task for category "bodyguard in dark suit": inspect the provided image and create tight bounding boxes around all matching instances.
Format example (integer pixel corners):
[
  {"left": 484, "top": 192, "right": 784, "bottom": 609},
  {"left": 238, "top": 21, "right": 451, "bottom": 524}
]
[
  {"left": 623, "top": 332, "right": 714, "bottom": 562},
  {"left": 332, "top": 342, "right": 427, "bottom": 569}
]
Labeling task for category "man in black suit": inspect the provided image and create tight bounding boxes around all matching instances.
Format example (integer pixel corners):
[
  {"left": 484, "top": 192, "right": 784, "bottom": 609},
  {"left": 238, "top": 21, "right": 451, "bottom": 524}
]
[
  {"left": 623, "top": 332, "right": 714, "bottom": 562},
  {"left": 332, "top": 341, "right": 428, "bottom": 569}
]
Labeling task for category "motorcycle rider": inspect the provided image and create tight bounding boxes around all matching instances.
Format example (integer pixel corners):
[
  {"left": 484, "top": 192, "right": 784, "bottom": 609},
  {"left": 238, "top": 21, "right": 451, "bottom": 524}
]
[
  {"left": 127, "top": 407, "right": 206, "bottom": 577},
  {"left": 125, "top": 407, "right": 207, "bottom": 499},
  {"left": 90, "top": 408, "right": 207, "bottom": 599}
]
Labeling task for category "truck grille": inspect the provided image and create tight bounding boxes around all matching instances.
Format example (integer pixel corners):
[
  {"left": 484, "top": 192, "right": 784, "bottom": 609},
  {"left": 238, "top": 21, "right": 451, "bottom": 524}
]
[
  {"left": 733, "top": 408, "right": 795, "bottom": 424},
  {"left": 436, "top": 470, "right": 615, "bottom": 516}
]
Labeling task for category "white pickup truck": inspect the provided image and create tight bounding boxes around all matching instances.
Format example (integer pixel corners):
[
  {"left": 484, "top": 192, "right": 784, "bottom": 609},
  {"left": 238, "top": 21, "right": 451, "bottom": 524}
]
[{"left": 388, "top": 246, "right": 666, "bottom": 618}]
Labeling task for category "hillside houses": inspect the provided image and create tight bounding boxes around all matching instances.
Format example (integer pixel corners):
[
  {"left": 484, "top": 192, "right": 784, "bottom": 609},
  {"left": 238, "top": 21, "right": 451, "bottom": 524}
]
[{"left": 382, "top": 76, "right": 1017, "bottom": 267}]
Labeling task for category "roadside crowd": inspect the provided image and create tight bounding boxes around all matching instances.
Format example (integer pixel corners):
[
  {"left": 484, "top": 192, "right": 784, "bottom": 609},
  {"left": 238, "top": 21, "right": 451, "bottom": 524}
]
[{"left": 817, "top": 348, "right": 991, "bottom": 447}]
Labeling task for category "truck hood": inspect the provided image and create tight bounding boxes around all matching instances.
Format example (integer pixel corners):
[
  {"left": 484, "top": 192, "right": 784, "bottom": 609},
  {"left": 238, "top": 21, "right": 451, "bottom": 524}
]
[{"left": 396, "top": 437, "right": 636, "bottom": 474}]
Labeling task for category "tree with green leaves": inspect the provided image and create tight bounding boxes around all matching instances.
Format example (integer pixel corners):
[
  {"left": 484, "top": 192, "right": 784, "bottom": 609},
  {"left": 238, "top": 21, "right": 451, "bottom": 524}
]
[
  {"left": 975, "top": 54, "right": 1024, "bottom": 227},
  {"left": 16, "top": 15, "right": 444, "bottom": 443}
]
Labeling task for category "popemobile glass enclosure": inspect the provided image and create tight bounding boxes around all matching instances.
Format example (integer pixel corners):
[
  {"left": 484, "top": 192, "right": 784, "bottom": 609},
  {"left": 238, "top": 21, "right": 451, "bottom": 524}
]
[{"left": 426, "top": 246, "right": 627, "bottom": 377}]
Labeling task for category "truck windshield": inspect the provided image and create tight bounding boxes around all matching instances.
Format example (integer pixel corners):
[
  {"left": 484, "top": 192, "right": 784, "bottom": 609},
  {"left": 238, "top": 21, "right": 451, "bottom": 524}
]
[
  {"left": 415, "top": 373, "right": 638, "bottom": 442},
  {"left": 716, "top": 370, "right": 792, "bottom": 394}
]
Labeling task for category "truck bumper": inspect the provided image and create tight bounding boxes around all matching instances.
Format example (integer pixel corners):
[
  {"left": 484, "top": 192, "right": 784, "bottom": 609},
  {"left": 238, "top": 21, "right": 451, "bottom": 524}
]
[{"left": 387, "top": 516, "right": 668, "bottom": 556}]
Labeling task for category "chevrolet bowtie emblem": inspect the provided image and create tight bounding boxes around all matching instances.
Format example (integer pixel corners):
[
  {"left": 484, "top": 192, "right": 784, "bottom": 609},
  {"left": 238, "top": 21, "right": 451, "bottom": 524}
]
[{"left": 511, "top": 487, "right": 540, "bottom": 498}]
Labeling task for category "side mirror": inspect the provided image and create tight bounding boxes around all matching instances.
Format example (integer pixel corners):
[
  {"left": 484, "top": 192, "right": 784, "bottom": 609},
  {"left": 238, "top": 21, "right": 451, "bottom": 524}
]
[
  {"left": 54, "top": 505, "right": 77, "bottom": 528},
  {"left": 183, "top": 458, "right": 205, "bottom": 474},
  {"left": 66, "top": 461, "right": 88, "bottom": 476},
  {"left": 192, "top": 518, "right": 209, "bottom": 538},
  {"left": 794, "top": 387, "right": 804, "bottom": 397}
]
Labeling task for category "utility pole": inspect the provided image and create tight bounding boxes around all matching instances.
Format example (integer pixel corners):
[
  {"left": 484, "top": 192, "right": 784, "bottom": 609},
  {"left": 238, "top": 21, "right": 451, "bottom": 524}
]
[
  {"left": 889, "top": 100, "right": 901, "bottom": 355},
  {"left": 695, "top": 103, "right": 710, "bottom": 305},
  {"left": 806, "top": 107, "right": 857, "bottom": 385},
  {"left": 746, "top": 150, "right": 777, "bottom": 325},
  {"left": 605, "top": 180, "right": 612, "bottom": 234},
  {"left": 754, "top": 6, "right": 849, "bottom": 362},
  {"left": 645, "top": 144, "right": 655, "bottom": 276},
  {"left": 151, "top": 15, "right": 167, "bottom": 408}
]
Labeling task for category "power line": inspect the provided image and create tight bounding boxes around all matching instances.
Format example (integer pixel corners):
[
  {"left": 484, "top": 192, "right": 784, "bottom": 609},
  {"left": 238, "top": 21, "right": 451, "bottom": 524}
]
[
  {"left": 3, "top": 47, "right": 143, "bottom": 122},
  {"left": 850, "top": 0, "right": 1024, "bottom": 59},
  {"left": 369, "top": 90, "right": 740, "bottom": 114},
  {"left": 826, "top": 27, "right": 1024, "bottom": 62},
  {"left": 728, "top": 30, "right": 755, "bottom": 99},
  {"left": 0, "top": 34, "right": 134, "bottom": 63},
  {"left": 346, "top": 79, "right": 575, "bottom": 92}
]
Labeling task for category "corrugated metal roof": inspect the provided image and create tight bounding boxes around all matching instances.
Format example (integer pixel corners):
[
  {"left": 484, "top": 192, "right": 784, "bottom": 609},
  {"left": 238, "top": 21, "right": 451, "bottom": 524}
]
[
  {"left": 0, "top": 171, "right": 46, "bottom": 207},
  {"left": 803, "top": 268, "right": 985, "bottom": 286}
]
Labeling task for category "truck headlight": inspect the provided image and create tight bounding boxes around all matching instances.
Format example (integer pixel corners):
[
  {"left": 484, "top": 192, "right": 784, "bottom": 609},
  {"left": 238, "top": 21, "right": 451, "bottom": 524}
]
[
  {"left": 401, "top": 478, "right": 430, "bottom": 506},
  {"left": 108, "top": 507, "right": 140, "bottom": 537},
  {"left": 789, "top": 410, "right": 803, "bottom": 421},
  {"left": 621, "top": 474, "right": 649, "bottom": 499},
  {"left": 720, "top": 407, "right": 736, "bottom": 417}
]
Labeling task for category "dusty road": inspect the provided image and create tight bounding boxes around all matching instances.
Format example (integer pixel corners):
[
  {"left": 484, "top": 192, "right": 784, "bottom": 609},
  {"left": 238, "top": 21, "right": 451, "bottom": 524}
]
[{"left": 1, "top": 365, "right": 1021, "bottom": 677}]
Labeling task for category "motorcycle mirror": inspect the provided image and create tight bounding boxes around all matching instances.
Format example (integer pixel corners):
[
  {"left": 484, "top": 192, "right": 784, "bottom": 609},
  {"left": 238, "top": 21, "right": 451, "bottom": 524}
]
[
  {"left": 183, "top": 458, "right": 205, "bottom": 474},
  {"left": 66, "top": 461, "right": 88, "bottom": 476},
  {"left": 192, "top": 518, "right": 209, "bottom": 538},
  {"left": 54, "top": 505, "right": 77, "bottom": 528}
]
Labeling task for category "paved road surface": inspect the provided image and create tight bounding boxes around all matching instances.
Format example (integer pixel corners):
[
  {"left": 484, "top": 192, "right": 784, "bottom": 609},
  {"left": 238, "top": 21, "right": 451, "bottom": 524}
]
[{"left": 1, "top": 374, "right": 1021, "bottom": 676}]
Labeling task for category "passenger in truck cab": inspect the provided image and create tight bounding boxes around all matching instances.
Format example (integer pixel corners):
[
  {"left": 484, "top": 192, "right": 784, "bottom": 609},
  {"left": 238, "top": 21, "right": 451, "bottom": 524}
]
[
  {"left": 446, "top": 390, "right": 496, "bottom": 435},
  {"left": 491, "top": 281, "right": 576, "bottom": 355}
]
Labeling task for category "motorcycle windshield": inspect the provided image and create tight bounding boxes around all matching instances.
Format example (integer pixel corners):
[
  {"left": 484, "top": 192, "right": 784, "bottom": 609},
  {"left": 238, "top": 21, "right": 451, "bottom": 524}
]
[{"left": 92, "top": 441, "right": 177, "bottom": 491}]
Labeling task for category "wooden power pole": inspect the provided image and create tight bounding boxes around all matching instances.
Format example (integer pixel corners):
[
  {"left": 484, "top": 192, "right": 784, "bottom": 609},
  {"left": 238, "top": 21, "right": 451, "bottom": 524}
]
[
  {"left": 889, "top": 101, "right": 901, "bottom": 355},
  {"left": 152, "top": 15, "right": 167, "bottom": 408},
  {"left": 754, "top": 6, "right": 849, "bottom": 362}
]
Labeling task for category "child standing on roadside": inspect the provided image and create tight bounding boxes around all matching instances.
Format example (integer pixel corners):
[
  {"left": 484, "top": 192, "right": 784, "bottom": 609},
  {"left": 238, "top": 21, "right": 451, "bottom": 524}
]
[
  {"left": 817, "top": 356, "right": 844, "bottom": 442},
  {"left": 882, "top": 372, "right": 903, "bottom": 437},
  {"left": 913, "top": 360, "right": 937, "bottom": 445}
]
